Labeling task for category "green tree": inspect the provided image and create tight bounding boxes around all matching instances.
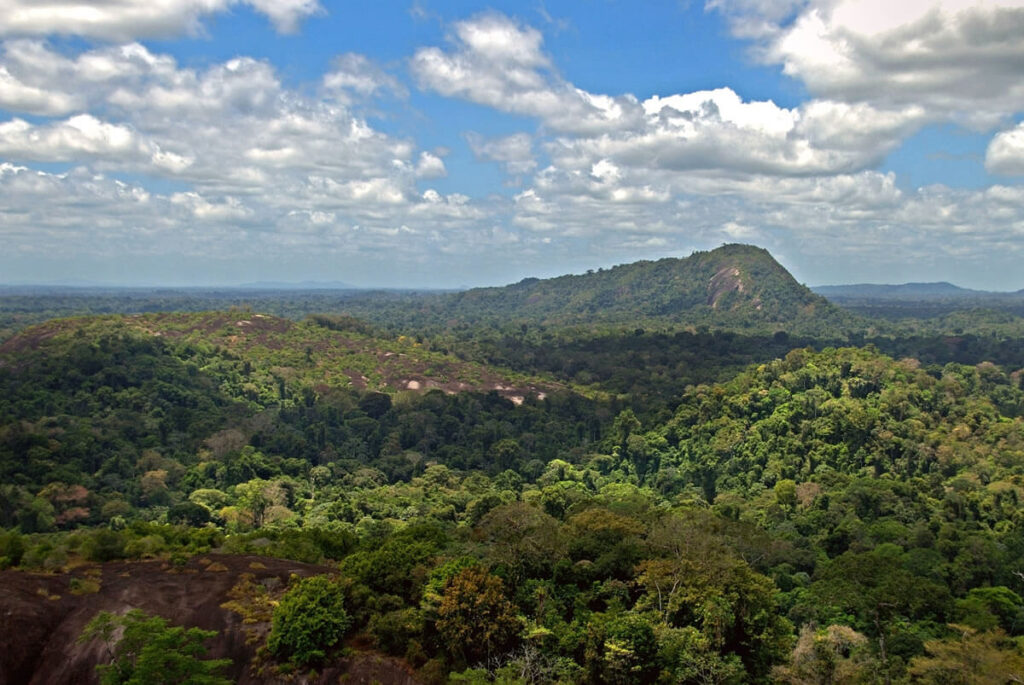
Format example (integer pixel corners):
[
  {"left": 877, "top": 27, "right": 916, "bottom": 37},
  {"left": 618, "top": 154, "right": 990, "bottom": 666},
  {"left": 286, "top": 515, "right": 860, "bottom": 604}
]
[
  {"left": 78, "top": 609, "right": 230, "bottom": 685},
  {"left": 267, "top": 574, "right": 351, "bottom": 666},
  {"left": 477, "top": 503, "right": 564, "bottom": 584},
  {"left": 613, "top": 409, "right": 641, "bottom": 450},
  {"left": 437, "top": 567, "right": 521, "bottom": 664}
]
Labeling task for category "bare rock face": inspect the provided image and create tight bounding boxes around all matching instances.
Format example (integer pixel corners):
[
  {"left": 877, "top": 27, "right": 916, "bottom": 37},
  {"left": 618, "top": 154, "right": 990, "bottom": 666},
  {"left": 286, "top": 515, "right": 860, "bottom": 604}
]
[
  {"left": 0, "top": 555, "right": 421, "bottom": 685},
  {"left": 707, "top": 266, "right": 745, "bottom": 309}
]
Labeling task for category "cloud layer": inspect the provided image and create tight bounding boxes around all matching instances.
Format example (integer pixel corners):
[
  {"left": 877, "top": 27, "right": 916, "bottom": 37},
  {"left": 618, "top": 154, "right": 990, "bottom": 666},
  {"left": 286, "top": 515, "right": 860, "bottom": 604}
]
[
  {"left": 0, "top": 3, "right": 1023, "bottom": 287},
  {"left": 0, "top": 0, "right": 322, "bottom": 39}
]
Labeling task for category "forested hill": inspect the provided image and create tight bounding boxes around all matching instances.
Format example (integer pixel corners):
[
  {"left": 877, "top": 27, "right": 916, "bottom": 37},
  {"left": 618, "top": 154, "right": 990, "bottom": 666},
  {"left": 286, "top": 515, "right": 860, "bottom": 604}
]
[
  {"left": 0, "top": 311, "right": 555, "bottom": 404},
  {"left": 4, "top": 306, "right": 1024, "bottom": 681},
  {"left": 335, "top": 243, "right": 856, "bottom": 334}
]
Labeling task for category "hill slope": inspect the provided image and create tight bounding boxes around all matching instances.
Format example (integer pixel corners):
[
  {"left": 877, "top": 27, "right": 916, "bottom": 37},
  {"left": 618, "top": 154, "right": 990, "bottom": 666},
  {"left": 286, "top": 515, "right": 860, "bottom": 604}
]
[
  {"left": 338, "top": 244, "right": 855, "bottom": 333},
  {"left": 0, "top": 311, "right": 554, "bottom": 404}
]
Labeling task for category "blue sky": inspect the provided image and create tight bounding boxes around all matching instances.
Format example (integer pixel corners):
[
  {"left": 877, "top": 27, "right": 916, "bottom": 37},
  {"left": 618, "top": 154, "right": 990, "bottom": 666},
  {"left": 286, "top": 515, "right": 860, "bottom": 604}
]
[{"left": 1, "top": 0, "right": 1023, "bottom": 289}]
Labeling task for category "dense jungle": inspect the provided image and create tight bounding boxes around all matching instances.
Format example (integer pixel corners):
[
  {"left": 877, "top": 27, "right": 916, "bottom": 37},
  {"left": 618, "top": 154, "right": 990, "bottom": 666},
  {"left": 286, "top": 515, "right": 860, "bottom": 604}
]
[{"left": 3, "top": 245, "right": 1024, "bottom": 684}]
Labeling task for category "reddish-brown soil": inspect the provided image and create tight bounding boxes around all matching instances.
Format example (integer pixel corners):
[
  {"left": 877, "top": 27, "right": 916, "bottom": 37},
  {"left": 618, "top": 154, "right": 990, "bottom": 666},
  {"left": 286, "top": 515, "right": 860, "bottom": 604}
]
[{"left": 0, "top": 555, "right": 422, "bottom": 685}]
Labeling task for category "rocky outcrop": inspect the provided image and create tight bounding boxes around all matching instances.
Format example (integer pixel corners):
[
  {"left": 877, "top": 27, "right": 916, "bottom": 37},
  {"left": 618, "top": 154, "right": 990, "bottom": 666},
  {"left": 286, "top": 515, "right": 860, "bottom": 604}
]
[{"left": 0, "top": 555, "right": 421, "bottom": 685}]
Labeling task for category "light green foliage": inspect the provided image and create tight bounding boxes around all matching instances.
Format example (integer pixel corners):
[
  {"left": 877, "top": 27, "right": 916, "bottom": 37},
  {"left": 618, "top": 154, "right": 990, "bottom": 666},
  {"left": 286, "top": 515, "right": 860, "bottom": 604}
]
[
  {"left": 78, "top": 609, "right": 231, "bottom": 685},
  {"left": 956, "top": 586, "right": 1024, "bottom": 633},
  {"left": 908, "top": 625, "right": 1024, "bottom": 684}
]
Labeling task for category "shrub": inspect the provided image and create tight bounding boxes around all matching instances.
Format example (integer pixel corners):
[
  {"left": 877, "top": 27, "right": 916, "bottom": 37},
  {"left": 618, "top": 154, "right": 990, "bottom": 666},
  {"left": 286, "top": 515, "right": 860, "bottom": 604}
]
[
  {"left": 82, "top": 529, "right": 126, "bottom": 562},
  {"left": 267, "top": 575, "right": 351, "bottom": 666},
  {"left": 79, "top": 609, "right": 231, "bottom": 685}
]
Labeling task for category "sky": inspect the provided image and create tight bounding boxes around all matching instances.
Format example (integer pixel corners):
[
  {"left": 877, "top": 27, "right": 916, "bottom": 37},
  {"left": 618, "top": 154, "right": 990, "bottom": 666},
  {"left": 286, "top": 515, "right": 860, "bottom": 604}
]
[{"left": 1, "top": 1, "right": 1023, "bottom": 289}]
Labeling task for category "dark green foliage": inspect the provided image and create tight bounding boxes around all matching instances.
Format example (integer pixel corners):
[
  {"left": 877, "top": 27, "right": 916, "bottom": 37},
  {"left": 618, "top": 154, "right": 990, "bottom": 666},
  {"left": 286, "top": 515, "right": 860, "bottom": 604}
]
[
  {"left": 0, "top": 529, "right": 24, "bottom": 568},
  {"left": 956, "top": 587, "right": 1024, "bottom": 634},
  {"left": 167, "top": 502, "right": 210, "bottom": 526},
  {"left": 267, "top": 575, "right": 352, "bottom": 666},
  {"left": 592, "top": 614, "right": 660, "bottom": 683},
  {"left": 340, "top": 522, "right": 448, "bottom": 602},
  {"left": 82, "top": 529, "right": 126, "bottom": 562},
  {"left": 79, "top": 609, "right": 231, "bottom": 685}
]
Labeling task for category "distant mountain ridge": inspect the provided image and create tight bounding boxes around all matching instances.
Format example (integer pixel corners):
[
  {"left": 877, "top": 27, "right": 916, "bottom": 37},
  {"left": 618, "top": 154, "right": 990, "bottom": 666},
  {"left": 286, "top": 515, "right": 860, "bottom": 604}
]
[
  {"left": 236, "top": 280, "right": 358, "bottom": 290},
  {"left": 811, "top": 282, "right": 1010, "bottom": 299}
]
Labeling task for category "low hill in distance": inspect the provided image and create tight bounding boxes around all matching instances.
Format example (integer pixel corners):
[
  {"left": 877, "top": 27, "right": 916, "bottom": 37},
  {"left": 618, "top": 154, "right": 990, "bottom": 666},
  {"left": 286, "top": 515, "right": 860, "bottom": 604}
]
[
  {"left": 812, "top": 281, "right": 1024, "bottom": 322},
  {"left": 813, "top": 282, "right": 985, "bottom": 299}
]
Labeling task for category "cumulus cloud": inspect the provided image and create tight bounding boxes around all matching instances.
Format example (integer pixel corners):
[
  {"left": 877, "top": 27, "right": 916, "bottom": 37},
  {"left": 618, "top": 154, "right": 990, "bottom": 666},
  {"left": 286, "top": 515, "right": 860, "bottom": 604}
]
[
  {"left": 411, "top": 13, "right": 643, "bottom": 135},
  {"left": 1, "top": 6, "right": 1021, "bottom": 288},
  {"left": 244, "top": 0, "right": 322, "bottom": 34},
  {"left": 0, "top": 39, "right": 500, "bottom": 279},
  {"left": 508, "top": 163, "right": 1024, "bottom": 287},
  {"left": 0, "top": 63, "right": 79, "bottom": 114},
  {"left": 0, "top": 114, "right": 144, "bottom": 161},
  {"left": 540, "top": 89, "right": 925, "bottom": 181},
  {"left": 171, "top": 191, "right": 254, "bottom": 221},
  {"left": 0, "top": 0, "right": 323, "bottom": 41},
  {"left": 710, "top": 0, "right": 1024, "bottom": 126},
  {"left": 403, "top": 10, "right": 1024, "bottom": 284},
  {"left": 415, "top": 151, "right": 447, "bottom": 179},
  {"left": 466, "top": 132, "right": 537, "bottom": 176},
  {"left": 414, "top": 14, "right": 927, "bottom": 180},
  {"left": 0, "top": 41, "right": 418, "bottom": 188},
  {"left": 323, "top": 53, "right": 406, "bottom": 100},
  {"left": 986, "top": 122, "right": 1024, "bottom": 175}
]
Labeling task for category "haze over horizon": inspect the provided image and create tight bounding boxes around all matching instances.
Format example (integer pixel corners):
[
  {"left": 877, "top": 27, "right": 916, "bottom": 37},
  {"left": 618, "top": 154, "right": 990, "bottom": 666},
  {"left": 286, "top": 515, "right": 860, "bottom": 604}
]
[{"left": 2, "top": 1, "right": 1024, "bottom": 290}]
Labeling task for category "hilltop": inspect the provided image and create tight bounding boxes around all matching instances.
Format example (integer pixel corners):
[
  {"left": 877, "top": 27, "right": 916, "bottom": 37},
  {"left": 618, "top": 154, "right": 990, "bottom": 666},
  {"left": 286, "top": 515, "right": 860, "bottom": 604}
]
[{"left": 333, "top": 244, "right": 856, "bottom": 335}]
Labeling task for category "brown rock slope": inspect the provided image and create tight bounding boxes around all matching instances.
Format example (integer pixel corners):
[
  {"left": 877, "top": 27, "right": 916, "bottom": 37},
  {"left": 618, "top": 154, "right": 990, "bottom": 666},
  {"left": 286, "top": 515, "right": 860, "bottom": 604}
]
[{"left": 0, "top": 555, "right": 421, "bottom": 685}]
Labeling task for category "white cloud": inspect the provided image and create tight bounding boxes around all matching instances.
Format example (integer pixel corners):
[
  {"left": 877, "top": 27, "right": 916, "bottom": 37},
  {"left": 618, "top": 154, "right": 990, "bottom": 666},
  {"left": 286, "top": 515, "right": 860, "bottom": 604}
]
[
  {"left": 507, "top": 163, "right": 1024, "bottom": 286},
  {"left": 545, "top": 89, "right": 923, "bottom": 179},
  {"left": 1, "top": 7, "right": 1021, "bottom": 288},
  {"left": 171, "top": 191, "right": 253, "bottom": 220},
  {"left": 0, "top": 114, "right": 144, "bottom": 161},
  {"left": 407, "top": 12, "right": 1021, "bottom": 276},
  {"left": 323, "top": 53, "right": 406, "bottom": 100},
  {"left": 411, "top": 13, "right": 643, "bottom": 135},
  {"left": 0, "top": 0, "right": 323, "bottom": 41},
  {"left": 415, "top": 151, "right": 447, "bottom": 179},
  {"left": 0, "top": 41, "right": 419, "bottom": 189},
  {"left": 244, "top": 0, "right": 322, "bottom": 34},
  {"left": 466, "top": 132, "right": 537, "bottom": 175},
  {"left": 711, "top": 0, "right": 1024, "bottom": 126},
  {"left": 414, "top": 15, "right": 927, "bottom": 179},
  {"left": 0, "top": 39, "right": 507, "bottom": 277},
  {"left": 721, "top": 220, "right": 761, "bottom": 239},
  {"left": 0, "top": 63, "right": 78, "bottom": 114},
  {"left": 986, "top": 122, "right": 1024, "bottom": 175}
]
